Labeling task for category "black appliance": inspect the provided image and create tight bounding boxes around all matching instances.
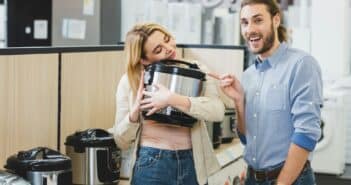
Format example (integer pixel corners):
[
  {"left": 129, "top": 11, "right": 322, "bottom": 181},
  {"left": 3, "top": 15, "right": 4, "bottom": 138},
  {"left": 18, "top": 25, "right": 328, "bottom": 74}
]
[
  {"left": 206, "top": 121, "right": 222, "bottom": 149},
  {"left": 221, "top": 108, "right": 237, "bottom": 143},
  {"left": 7, "top": 0, "right": 52, "bottom": 47},
  {"left": 4, "top": 147, "right": 72, "bottom": 185},
  {"left": 143, "top": 59, "right": 206, "bottom": 127},
  {"left": 65, "top": 129, "right": 121, "bottom": 185}
]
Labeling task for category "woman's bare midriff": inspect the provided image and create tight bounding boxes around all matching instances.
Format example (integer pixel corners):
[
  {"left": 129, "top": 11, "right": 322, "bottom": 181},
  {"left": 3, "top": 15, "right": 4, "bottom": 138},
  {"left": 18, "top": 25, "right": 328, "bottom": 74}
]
[{"left": 140, "top": 120, "right": 192, "bottom": 150}]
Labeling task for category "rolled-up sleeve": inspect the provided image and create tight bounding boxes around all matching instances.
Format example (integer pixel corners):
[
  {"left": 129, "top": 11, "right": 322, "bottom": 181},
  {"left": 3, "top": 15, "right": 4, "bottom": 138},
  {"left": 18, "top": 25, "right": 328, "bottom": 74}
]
[
  {"left": 184, "top": 62, "right": 225, "bottom": 122},
  {"left": 290, "top": 56, "right": 323, "bottom": 151}
]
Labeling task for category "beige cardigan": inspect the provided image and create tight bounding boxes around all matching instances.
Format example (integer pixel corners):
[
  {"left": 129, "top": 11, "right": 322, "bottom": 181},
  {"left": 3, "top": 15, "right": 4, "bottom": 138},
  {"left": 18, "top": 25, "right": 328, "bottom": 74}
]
[{"left": 110, "top": 61, "right": 225, "bottom": 185}]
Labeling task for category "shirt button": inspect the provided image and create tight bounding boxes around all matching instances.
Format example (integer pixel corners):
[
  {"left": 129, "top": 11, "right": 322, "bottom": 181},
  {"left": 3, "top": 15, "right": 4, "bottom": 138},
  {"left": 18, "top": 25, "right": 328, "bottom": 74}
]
[
  {"left": 253, "top": 136, "right": 256, "bottom": 140},
  {"left": 253, "top": 113, "right": 257, "bottom": 118},
  {"left": 253, "top": 158, "right": 256, "bottom": 161},
  {"left": 256, "top": 91, "right": 260, "bottom": 96}
]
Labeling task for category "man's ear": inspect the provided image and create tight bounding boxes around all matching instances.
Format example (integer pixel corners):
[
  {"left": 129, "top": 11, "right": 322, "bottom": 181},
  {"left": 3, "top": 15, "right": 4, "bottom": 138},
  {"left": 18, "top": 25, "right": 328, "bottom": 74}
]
[{"left": 273, "top": 13, "right": 281, "bottom": 28}]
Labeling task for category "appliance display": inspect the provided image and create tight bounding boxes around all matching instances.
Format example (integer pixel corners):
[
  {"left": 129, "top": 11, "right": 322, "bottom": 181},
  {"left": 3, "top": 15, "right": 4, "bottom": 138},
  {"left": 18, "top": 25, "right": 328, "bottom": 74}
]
[
  {"left": 143, "top": 59, "right": 206, "bottom": 127},
  {"left": 4, "top": 147, "right": 72, "bottom": 185},
  {"left": 65, "top": 129, "right": 121, "bottom": 185}
]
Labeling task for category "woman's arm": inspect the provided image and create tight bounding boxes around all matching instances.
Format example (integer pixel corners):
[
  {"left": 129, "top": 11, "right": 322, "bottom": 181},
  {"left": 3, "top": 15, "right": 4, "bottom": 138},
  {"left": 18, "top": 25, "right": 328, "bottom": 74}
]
[
  {"left": 141, "top": 61, "right": 225, "bottom": 122},
  {"left": 109, "top": 74, "right": 141, "bottom": 150}
]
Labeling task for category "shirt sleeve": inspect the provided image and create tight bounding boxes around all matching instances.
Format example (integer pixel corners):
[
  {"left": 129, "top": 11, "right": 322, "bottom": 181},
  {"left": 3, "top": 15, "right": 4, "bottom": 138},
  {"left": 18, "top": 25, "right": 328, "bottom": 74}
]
[
  {"left": 290, "top": 55, "right": 323, "bottom": 151},
  {"left": 108, "top": 74, "right": 140, "bottom": 150},
  {"left": 183, "top": 61, "right": 225, "bottom": 122}
]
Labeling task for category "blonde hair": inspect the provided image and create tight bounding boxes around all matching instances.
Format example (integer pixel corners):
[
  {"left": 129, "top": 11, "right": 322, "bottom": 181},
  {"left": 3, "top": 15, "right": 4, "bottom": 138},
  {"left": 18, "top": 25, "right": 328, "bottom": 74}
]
[{"left": 124, "top": 23, "right": 173, "bottom": 96}]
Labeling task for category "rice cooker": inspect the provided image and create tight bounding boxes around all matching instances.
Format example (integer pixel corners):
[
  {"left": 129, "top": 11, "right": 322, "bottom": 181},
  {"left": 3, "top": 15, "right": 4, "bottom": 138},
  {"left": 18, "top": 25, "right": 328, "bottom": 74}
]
[
  {"left": 4, "top": 147, "right": 72, "bottom": 185},
  {"left": 0, "top": 170, "right": 30, "bottom": 185},
  {"left": 65, "top": 128, "right": 121, "bottom": 185},
  {"left": 143, "top": 59, "right": 206, "bottom": 127}
]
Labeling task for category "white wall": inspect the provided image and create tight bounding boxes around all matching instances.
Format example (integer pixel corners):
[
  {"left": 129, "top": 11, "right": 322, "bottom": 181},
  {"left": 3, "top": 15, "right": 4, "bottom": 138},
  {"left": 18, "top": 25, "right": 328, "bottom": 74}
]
[{"left": 310, "top": 0, "right": 351, "bottom": 80}]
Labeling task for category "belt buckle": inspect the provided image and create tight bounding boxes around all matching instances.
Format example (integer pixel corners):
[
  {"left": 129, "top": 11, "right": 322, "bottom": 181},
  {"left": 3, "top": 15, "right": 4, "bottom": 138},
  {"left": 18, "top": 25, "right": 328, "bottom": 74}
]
[{"left": 253, "top": 171, "right": 265, "bottom": 182}]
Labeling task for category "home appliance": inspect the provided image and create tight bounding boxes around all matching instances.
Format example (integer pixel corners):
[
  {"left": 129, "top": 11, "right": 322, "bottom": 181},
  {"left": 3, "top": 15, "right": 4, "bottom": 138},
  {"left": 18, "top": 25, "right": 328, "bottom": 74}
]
[
  {"left": 143, "top": 59, "right": 206, "bottom": 127},
  {"left": 4, "top": 147, "right": 72, "bottom": 185},
  {"left": 65, "top": 128, "right": 121, "bottom": 185},
  {"left": 311, "top": 90, "right": 347, "bottom": 174},
  {"left": 329, "top": 77, "right": 351, "bottom": 164},
  {"left": 206, "top": 121, "right": 222, "bottom": 149},
  {"left": 7, "top": 0, "right": 52, "bottom": 47},
  {"left": 221, "top": 108, "right": 237, "bottom": 143},
  {"left": 0, "top": 170, "right": 30, "bottom": 185}
]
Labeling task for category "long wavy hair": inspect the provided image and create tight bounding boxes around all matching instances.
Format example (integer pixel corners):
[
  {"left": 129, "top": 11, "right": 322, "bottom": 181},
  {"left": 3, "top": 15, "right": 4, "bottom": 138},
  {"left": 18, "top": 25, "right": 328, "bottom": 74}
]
[
  {"left": 124, "top": 23, "right": 172, "bottom": 96},
  {"left": 240, "top": 0, "right": 288, "bottom": 42}
]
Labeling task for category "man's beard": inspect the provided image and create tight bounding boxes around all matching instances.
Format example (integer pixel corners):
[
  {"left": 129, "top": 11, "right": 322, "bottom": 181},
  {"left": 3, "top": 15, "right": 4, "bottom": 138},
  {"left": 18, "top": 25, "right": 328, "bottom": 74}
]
[{"left": 247, "top": 23, "right": 275, "bottom": 55}]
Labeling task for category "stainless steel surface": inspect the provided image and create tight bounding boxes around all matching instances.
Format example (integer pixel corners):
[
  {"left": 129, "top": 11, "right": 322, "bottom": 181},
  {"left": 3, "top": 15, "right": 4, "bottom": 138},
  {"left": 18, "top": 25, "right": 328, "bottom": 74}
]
[
  {"left": 27, "top": 170, "right": 70, "bottom": 185},
  {"left": 66, "top": 146, "right": 119, "bottom": 185},
  {"left": 0, "top": 171, "right": 30, "bottom": 185},
  {"left": 145, "top": 71, "right": 203, "bottom": 114},
  {"left": 66, "top": 146, "right": 85, "bottom": 184},
  {"left": 147, "top": 71, "right": 203, "bottom": 96},
  {"left": 87, "top": 147, "right": 103, "bottom": 185}
]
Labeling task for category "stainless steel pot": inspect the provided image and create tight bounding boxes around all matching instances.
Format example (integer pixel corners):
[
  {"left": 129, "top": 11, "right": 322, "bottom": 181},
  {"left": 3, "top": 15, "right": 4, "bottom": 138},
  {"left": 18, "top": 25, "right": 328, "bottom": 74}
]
[
  {"left": 4, "top": 147, "right": 72, "bottom": 185},
  {"left": 65, "top": 129, "right": 121, "bottom": 185},
  {"left": 143, "top": 59, "right": 206, "bottom": 127},
  {"left": 0, "top": 170, "right": 30, "bottom": 185}
]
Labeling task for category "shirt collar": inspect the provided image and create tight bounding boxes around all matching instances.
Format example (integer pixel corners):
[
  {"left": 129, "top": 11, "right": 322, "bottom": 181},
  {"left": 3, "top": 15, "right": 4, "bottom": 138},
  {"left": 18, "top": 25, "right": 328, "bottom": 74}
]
[{"left": 254, "top": 42, "right": 288, "bottom": 71}]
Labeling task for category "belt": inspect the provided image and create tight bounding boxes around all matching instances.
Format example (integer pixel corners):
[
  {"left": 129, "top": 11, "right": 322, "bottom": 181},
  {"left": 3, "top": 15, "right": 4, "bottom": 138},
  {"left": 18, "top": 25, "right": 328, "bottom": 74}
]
[{"left": 248, "top": 161, "right": 310, "bottom": 182}]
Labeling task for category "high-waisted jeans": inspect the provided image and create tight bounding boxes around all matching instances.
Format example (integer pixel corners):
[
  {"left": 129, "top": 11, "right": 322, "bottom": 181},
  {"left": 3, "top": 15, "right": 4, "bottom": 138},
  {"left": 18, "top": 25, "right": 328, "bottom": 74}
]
[{"left": 131, "top": 146, "right": 199, "bottom": 185}]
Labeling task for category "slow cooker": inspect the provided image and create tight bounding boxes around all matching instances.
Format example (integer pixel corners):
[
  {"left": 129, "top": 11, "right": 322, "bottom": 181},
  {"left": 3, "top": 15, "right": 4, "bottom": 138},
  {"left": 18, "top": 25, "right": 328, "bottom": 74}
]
[
  {"left": 0, "top": 170, "right": 30, "bottom": 185},
  {"left": 4, "top": 147, "right": 72, "bottom": 185},
  {"left": 65, "top": 128, "right": 121, "bottom": 185},
  {"left": 143, "top": 59, "right": 206, "bottom": 127}
]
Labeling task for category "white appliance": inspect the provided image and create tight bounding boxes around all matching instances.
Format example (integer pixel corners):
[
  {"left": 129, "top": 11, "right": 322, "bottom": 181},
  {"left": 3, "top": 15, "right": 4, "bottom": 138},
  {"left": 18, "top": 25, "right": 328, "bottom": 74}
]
[
  {"left": 329, "top": 77, "right": 351, "bottom": 164},
  {"left": 312, "top": 90, "right": 347, "bottom": 174}
]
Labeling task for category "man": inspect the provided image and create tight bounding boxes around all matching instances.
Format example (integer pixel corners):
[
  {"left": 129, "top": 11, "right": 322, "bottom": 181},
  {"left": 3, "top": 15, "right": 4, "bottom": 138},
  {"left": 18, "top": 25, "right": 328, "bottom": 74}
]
[{"left": 211, "top": 0, "right": 322, "bottom": 184}]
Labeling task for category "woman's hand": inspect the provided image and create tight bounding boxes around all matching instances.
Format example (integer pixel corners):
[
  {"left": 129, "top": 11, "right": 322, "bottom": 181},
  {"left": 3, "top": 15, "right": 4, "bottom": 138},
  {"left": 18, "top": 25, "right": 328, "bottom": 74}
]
[
  {"left": 129, "top": 71, "right": 145, "bottom": 122},
  {"left": 140, "top": 83, "right": 172, "bottom": 116},
  {"left": 208, "top": 72, "right": 244, "bottom": 103}
]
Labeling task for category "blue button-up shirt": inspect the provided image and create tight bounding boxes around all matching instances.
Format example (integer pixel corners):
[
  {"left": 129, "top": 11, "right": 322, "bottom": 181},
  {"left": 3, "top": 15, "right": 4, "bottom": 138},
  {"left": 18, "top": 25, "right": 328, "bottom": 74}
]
[{"left": 240, "top": 43, "right": 323, "bottom": 170}]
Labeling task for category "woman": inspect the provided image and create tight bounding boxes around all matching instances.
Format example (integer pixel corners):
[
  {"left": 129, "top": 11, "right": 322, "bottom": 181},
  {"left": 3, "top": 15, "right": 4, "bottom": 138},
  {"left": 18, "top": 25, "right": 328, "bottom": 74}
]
[{"left": 109, "top": 23, "right": 225, "bottom": 185}]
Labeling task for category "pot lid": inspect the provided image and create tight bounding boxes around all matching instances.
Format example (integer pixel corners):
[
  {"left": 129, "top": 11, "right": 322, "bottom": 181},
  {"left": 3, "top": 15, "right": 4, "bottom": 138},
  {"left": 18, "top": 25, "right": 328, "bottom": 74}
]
[
  {"left": 4, "top": 147, "right": 71, "bottom": 172},
  {"left": 145, "top": 59, "right": 206, "bottom": 80},
  {"left": 64, "top": 128, "right": 116, "bottom": 147}
]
